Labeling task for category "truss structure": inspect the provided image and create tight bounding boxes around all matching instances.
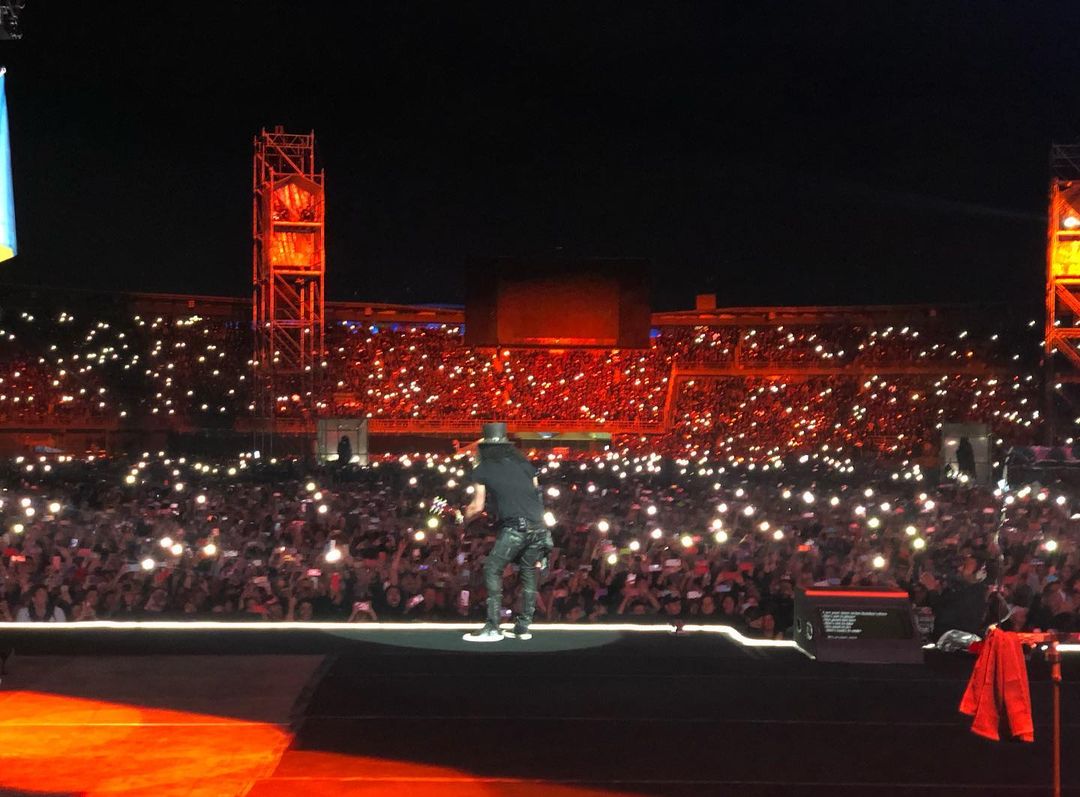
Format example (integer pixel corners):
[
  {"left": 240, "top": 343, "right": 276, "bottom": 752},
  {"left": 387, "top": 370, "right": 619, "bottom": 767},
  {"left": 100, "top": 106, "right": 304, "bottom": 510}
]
[
  {"left": 252, "top": 127, "right": 326, "bottom": 420},
  {"left": 1045, "top": 144, "right": 1080, "bottom": 373}
]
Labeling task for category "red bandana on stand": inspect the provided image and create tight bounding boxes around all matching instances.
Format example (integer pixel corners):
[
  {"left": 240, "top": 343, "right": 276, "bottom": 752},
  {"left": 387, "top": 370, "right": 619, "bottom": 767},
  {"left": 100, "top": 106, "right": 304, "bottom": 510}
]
[{"left": 959, "top": 627, "right": 1034, "bottom": 742}]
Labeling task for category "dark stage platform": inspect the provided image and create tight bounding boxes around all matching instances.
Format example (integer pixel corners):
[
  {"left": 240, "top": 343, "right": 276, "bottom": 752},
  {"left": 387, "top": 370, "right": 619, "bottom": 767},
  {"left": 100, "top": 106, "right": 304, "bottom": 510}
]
[
  {"left": 1, "top": 627, "right": 1078, "bottom": 796},
  {"left": 263, "top": 631, "right": 1080, "bottom": 797}
]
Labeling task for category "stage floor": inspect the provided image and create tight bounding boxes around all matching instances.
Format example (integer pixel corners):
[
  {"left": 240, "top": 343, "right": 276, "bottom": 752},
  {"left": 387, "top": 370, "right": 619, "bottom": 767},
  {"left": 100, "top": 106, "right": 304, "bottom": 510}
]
[{"left": 0, "top": 628, "right": 1077, "bottom": 796}]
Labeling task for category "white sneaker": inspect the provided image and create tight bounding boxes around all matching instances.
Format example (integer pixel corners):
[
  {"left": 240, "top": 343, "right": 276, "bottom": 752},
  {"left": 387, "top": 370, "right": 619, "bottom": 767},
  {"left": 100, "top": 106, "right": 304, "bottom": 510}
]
[{"left": 462, "top": 624, "right": 503, "bottom": 643}]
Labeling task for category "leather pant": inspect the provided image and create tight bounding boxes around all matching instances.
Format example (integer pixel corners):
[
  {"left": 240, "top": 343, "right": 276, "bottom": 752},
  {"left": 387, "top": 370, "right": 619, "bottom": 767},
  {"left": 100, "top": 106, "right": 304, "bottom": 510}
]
[{"left": 483, "top": 521, "right": 553, "bottom": 628}]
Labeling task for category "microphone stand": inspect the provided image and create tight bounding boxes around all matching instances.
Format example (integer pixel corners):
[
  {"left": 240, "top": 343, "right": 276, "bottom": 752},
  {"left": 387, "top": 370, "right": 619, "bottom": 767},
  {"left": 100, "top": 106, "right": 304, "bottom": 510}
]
[{"left": 1013, "top": 631, "right": 1077, "bottom": 797}]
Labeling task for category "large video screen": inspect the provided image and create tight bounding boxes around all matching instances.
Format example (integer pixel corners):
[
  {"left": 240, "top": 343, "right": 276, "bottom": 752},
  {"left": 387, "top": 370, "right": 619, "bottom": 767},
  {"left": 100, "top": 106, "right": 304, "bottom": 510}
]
[{"left": 465, "top": 258, "right": 650, "bottom": 348}]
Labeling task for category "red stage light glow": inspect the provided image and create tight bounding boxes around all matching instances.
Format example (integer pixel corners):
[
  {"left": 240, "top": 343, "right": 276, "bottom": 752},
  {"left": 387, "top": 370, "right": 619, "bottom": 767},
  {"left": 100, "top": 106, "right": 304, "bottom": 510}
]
[
  {"left": 0, "top": 690, "right": 289, "bottom": 796},
  {"left": 0, "top": 690, "right": 652, "bottom": 796}
]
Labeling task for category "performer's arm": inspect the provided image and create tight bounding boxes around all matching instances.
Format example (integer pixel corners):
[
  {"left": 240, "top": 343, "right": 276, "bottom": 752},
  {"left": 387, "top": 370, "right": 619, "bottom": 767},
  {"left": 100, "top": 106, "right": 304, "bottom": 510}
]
[
  {"left": 388, "top": 537, "right": 406, "bottom": 587},
  {"left": 642, "top": 587, "right": 662, "bottom": 609},
  {"left": 463, "top": 484, "right": 486, "bottom": 524}
]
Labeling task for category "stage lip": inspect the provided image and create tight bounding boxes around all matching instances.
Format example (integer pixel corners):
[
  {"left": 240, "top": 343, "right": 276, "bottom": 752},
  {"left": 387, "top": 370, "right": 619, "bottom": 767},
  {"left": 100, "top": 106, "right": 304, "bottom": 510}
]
[
  {"left": 0, "top": 620, "right": 675, "bottom": 632},
  {"left": 679, "top": 624, "right": 797, "bottom": 648},
  {"left": 3, "top": 621, "right": 1073, "bottom": 654},
  {"left": 0, "top": 620, "right": 789, "bottom": 648}
]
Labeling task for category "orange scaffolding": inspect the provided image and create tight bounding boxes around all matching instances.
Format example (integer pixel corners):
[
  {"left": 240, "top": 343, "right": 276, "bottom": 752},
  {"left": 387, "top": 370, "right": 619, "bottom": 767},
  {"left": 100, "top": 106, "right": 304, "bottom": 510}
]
[
  {"left": 1043, "top": 144, "right": 1080, "bottom": 441},
  {"left": 1045, "top": 144, "right": 1080, "bottom": 371},
  {"left": 252, "top": 127, "right": 326, "bottom": 425}
]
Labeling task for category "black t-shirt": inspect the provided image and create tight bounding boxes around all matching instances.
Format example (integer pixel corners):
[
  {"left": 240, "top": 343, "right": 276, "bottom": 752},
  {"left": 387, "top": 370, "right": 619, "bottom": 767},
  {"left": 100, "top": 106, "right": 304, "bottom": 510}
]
[
  {"left": 313, "top": 593, "right": 352, "bottom": 621},
  {"left": 470, "top": 452, "right": 545, "bottom": 524}
]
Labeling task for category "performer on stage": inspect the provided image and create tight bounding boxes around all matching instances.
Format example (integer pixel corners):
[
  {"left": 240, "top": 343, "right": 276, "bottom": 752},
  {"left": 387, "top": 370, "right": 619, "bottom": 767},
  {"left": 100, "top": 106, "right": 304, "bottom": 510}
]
[{"left": 462, "top": 422, "right": 551, "bottom": 643}]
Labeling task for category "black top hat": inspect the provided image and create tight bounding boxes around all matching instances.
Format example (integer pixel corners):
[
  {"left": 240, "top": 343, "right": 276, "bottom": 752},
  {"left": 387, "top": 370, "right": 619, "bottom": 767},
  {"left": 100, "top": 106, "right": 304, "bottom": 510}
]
[{"left": 481, "top": 422, "right": 509, "bottom": 443}]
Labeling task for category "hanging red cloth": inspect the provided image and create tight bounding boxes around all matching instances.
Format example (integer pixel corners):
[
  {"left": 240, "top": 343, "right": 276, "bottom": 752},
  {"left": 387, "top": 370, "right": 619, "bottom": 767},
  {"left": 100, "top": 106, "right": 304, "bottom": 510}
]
[{"left": 959, "top": 627, "right": 1034, "bottom": 742}]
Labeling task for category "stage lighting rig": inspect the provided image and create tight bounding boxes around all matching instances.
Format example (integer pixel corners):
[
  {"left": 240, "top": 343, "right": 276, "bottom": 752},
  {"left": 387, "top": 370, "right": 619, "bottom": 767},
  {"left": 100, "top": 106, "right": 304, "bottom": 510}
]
[{"left": 0, "top": 0, "right": 25, "bottom": 40}]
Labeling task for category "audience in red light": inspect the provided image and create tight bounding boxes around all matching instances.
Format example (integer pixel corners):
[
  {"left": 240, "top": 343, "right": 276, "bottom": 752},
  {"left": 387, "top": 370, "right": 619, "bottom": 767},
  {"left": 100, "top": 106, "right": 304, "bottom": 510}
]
[{"left": 0, "top": 293, "right": 1044, "bottom": 465}]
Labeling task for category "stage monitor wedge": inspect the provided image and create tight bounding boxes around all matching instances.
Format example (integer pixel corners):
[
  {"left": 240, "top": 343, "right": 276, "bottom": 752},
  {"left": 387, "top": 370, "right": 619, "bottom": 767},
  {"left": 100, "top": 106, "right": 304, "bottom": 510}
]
[
  {"left": 794, "top": 587, "right": 924, "bottom": 664},
  {"left": 465, "top": 257, "right": 650, "bottom": 348}
]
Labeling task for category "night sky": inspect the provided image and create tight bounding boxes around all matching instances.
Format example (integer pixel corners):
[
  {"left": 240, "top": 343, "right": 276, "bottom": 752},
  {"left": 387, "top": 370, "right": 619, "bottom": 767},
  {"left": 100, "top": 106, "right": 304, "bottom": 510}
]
[{"left": 2, "top": 2, "right": 1079, "bottom": 311}]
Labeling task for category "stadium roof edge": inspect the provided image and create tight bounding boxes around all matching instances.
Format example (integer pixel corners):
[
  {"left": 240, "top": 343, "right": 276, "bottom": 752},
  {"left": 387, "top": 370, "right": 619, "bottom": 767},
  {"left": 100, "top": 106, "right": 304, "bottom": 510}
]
[{"left": 0, "top": 282, "right": 1015, "bottom": 327}]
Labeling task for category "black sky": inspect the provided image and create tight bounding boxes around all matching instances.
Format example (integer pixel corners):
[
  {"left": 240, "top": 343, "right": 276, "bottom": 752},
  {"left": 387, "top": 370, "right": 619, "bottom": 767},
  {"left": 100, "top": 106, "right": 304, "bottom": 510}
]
[{"left": 2, "top": 2, "right": 1079, "bottom": 311}]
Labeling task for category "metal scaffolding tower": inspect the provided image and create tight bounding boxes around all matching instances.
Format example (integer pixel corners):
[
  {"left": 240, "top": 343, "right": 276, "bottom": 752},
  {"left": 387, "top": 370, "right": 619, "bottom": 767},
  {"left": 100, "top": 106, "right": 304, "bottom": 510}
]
[
  {"left": 1046, "top": 144, "right": 1080, "bottom": 369},
  {"left": 252, "top": 127, "right": 326, "bottom": 424}
]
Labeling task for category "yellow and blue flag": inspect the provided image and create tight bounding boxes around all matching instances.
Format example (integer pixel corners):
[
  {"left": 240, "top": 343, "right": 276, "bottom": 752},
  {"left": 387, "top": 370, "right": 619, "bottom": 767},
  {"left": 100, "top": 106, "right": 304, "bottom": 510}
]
[{"left": 0, "top": 68, "right": 15, "bottom": 262}]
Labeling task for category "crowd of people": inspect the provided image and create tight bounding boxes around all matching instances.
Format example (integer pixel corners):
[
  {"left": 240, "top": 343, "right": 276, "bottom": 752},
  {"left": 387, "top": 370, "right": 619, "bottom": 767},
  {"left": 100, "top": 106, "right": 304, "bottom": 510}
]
[
  {"left": 661, "top": 373, "right": 1042, "bottom": 461},
  {"left": 328, "top": 322, "right": 670, "bottom": 425},
  {"left": 0, "top": 291, "right": 1066, "bottom": 639},
  {"left": 2, "top": 451, "right": 1077, "bottom": 640},
  {"left": 0, "top": 292, "right": 1047, "bottom": 464}
]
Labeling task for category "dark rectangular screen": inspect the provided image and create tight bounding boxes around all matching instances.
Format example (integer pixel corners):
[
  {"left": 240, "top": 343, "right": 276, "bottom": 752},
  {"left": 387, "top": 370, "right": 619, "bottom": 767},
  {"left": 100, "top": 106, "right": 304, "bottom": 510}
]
[{"left": 465, "top": 258, "right": 649, "bottom": 348}]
